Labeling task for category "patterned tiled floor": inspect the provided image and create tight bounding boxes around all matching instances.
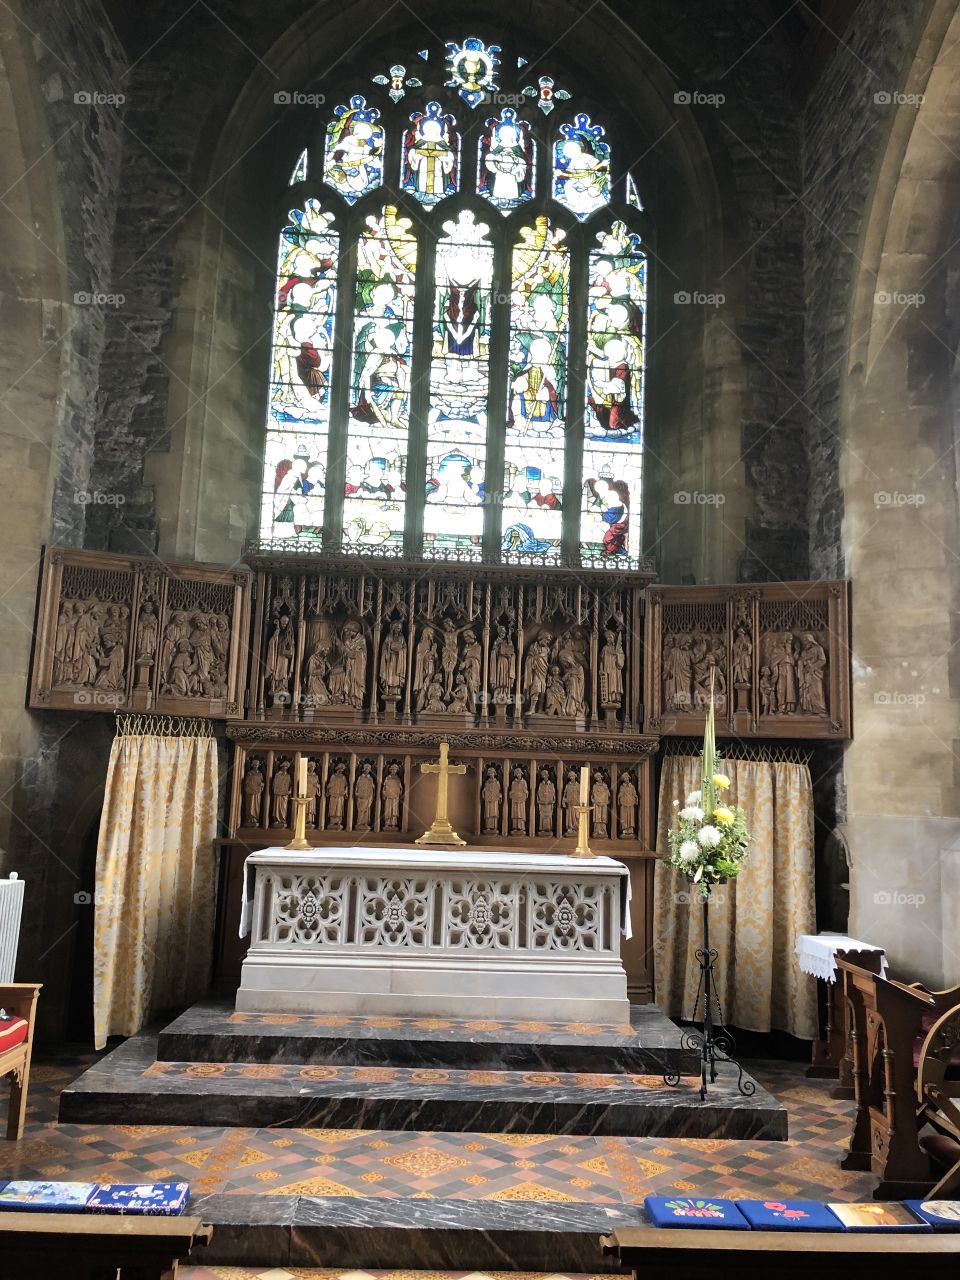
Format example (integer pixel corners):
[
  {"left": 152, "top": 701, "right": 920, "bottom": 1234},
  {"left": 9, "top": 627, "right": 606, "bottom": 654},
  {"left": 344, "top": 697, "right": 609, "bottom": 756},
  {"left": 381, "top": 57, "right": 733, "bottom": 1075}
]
[{"left": 0, "top": 1049, "right": 876, "bottom": 1205}]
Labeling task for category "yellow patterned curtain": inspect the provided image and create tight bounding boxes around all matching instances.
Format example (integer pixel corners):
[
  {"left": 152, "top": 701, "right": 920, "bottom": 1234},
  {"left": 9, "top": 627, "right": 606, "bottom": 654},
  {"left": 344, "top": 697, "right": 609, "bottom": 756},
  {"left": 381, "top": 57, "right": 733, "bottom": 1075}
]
[
  {"left": 93, "top": 717, "right": 218, "bottom": 1049},
  {"left": 653, "top": 754, "right": 818, "bottom": 1040}
]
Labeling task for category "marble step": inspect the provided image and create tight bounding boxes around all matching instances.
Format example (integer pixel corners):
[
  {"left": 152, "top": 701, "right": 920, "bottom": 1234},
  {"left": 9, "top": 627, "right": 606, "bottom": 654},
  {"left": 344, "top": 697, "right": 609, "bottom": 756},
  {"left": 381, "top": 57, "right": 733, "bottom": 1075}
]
[
  {"left": 157, "top": 999, "right": 697, "bottom": 1074},
  {"left": 186, "top": 1191, "right": 644, "bottom": 1272},
  {"left": 60, "top": 1034, "right": 787, "bottom": 1140}
]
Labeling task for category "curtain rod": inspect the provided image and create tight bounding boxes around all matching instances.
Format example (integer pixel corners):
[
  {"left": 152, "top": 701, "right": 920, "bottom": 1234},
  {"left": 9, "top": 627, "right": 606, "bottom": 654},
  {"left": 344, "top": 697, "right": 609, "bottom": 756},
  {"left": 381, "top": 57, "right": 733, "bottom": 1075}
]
[
  {"left": 114, "top": 713, "right": 216, "bottom": 740},
  {"left": 662, "top": 738, "right": 814, "bottom": 766}
]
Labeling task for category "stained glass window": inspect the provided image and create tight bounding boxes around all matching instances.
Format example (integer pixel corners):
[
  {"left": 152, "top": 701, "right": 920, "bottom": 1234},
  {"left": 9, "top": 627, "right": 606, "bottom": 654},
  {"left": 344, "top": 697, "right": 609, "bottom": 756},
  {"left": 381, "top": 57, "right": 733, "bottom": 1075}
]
[
  {"left": 401, "top": 102, "right": 460, "bottom": 206},
  {"left": 342, "top": 206, "right": 417, "bottom": 552},
  {"left": 478, "top": 108, "right": 535, "bottom": 212},
  {"left": 323, "top": 96, "right": 384, "bottom": 204},
  {"left": 502, "top": 217, "right": 569, "bottom": 560},
  {"left": 423, "top": 210, "right": 494, "bottom": 558},
  {"left": 259, "top": 36, "right": 646, "bottom": 569},
  {"left": 289, "top": 149, "right": 308, "bottom": 184},
  {"left": 581, "top": 222, "right": 646, "bottom": 562},
  {"left": 553, "top": 113, "right": 610, "bottom": 220},
  {"left": 262, "top": 199, "right": 339, "bottom": 543}
]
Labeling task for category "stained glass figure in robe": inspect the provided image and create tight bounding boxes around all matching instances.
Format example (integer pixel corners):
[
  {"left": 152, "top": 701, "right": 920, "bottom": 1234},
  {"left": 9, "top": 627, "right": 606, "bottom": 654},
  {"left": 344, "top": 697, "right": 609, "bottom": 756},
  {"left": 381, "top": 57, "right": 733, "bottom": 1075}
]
[
  {"left": 423, "top": 210, "right": 494, "bottom": 557},
  {"left": 553, "top": 114, "right": 610, "bottom": 221},
  {"left": 477, "top": 108, "right": 535, "bottom": 213},
  {"left": 343, "top": 206, "right": 417, "bottom": 550},
  {"left": 445, "top": 36, "right": 501, "bottom": 109},
  {"left": 261, "top": 200, "right": 339, "bottom": 542},
  {"left": 323, "top": 96, "right": 384, "bottom": 204},
  {"left": 401, "top": 101, "right": 459, "bottom": 207},
  {"left": 580, "top": 221, "right": 646, "bottom": 564},
  {"left": 501, "top": 217, "right": 570, "bottom": 558}
]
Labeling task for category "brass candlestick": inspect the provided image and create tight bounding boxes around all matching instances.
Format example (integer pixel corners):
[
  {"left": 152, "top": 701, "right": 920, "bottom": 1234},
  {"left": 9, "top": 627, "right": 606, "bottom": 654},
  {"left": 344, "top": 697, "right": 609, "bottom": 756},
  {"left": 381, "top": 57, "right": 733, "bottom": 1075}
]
[
  {"left": 571, "top": 765, "right": 595, "bottom": 858},
  {"left": 285, "top": 757, "right": 312, "bottom": 851}
]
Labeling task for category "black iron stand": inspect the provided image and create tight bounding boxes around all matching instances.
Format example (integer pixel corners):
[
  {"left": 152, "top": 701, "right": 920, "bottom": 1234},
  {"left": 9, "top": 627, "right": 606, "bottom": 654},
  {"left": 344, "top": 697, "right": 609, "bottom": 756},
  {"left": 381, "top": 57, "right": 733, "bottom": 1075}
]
[{"left": 664, "top": 886, "right": 755, "bottom": 1101}]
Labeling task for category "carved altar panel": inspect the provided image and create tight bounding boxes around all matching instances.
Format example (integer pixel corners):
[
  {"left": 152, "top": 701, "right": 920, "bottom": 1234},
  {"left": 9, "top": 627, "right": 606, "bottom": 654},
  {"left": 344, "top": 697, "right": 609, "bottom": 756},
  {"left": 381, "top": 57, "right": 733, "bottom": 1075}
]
[
  {"left": 643, "top": 581, "right": 850, "bottom": 739},
  {"left": 245, "top": 555, "right": 650, "bottom": 733},
  {"left": 226, "top": 725, "right": 658, "bottom": 854},
  {"left": 29, "top": 546, "right": 251, "bottom": 717}
]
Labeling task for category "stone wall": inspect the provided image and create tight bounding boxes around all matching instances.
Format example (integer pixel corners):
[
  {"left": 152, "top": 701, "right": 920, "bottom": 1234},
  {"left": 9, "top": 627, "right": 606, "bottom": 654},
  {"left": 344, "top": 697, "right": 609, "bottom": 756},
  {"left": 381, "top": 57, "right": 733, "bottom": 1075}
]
[
  {"left": 0, "top": 0, "right": 126, "bottom": 1038},
  {"left": 802, "top": 0, "right": 937, "bottom": 579}
]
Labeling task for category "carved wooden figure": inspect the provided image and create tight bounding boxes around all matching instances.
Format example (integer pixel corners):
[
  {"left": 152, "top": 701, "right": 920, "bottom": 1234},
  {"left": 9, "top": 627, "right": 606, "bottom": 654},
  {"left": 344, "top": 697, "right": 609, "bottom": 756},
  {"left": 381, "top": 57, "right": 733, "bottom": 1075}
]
[
  {"left": 271, "top": 759, "right": 292, "bottom": 826},
  {"left": 591, "top": 770, "right": 610, "bottom": 838},
  {"left": 617, "top": 769, "right": 638, "bottom": 838},
  {"left": 304, "top": 758, "right": 321, "bottom": 826},
  {"left": 354, "top": 762, "right": 376, "bottom": 830},
  {"left": 325, "top": 762, "right": 349, "bottom": 829},
  {"left": 243, "top": 757, "right": 265, "bottom": 826},
  {"left": 379, "top": 620, "right": 407, "bottom": 705},
  {"left": 536, "top": 767, "right": 557, "bottom": 834},
  {"left": 599, "top": 628, "right": 624, "bottom": 710},
  {"left": 562, "top": 769, "right": 581, "bottom": 835},
  {"left": 481, "top": 766, "right": 502, "bottom": 833},
  {"left": 508, "top": 766, "right": 529, "bottom": 835},
  {"left": 382, "top": 763, "right": 404, "bottom": 830}
]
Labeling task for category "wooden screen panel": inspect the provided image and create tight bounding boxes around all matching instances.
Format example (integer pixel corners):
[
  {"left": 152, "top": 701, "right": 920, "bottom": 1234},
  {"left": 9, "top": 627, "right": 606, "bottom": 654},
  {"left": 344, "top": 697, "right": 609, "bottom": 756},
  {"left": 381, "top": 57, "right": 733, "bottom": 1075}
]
[
  {"left": 644, "top": 581, "right": 850, "bottom": 739},
  {"left": 29, "top": 546, "right": 251, "bottom": 717}
]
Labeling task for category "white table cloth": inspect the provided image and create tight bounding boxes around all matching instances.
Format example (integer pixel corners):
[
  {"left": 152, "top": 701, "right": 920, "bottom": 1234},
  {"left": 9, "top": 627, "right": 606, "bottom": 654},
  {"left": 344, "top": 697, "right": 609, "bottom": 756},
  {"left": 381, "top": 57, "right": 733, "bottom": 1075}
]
[{"left": 796, "top": 931, "right": 888, "bottom": 983}]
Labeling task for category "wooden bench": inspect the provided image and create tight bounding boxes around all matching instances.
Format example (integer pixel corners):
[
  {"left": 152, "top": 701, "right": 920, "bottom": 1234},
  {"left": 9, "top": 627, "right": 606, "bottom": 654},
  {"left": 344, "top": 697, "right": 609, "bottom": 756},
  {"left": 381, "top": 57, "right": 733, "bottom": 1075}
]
[
  {"left": 0, "top": 1212, "right": 211, "bottom": 1279},
  {"left": 603, "top": 1225, "right": 960, "bottom": 1279},
  {"left": 838, "top": 960, "right": 960, "bottom": 1197}
]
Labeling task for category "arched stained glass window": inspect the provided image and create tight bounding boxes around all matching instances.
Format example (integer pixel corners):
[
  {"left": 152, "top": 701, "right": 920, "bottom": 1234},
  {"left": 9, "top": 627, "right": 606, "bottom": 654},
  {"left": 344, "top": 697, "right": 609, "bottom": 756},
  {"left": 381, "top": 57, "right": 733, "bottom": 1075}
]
[{"left": 261, "top": 34, "right": 648, "bottom": 569}]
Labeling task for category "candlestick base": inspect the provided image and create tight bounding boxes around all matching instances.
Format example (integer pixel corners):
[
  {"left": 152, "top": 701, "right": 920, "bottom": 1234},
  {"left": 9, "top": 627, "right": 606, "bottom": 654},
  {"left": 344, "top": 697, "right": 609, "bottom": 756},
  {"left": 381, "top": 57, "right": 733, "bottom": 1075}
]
[{"left": 415, "top": 820, "right": 467, "bottom": 847}]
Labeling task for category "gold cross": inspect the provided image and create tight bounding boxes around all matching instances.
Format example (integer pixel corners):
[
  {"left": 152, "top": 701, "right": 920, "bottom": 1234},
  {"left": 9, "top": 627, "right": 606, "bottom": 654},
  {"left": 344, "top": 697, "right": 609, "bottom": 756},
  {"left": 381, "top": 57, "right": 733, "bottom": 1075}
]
[{"left": 415, "top": 741, "right": 467, "bottom": 846}]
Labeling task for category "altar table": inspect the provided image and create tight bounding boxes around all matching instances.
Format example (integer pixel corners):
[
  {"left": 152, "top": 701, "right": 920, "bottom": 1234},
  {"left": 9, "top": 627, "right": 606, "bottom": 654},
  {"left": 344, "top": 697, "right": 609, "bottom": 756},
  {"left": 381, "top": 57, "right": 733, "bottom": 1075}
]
[{"left": 237, "top": 847, "right": 632, "bottom": 1020}]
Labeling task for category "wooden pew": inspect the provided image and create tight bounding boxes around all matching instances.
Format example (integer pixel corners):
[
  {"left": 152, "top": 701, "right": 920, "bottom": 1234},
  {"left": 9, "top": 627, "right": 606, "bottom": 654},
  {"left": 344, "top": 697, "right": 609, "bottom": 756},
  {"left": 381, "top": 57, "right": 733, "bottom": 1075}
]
[
  {"left": 0, "top": 1213, "right": 211, "bottom": 1279},
  {"left": 916, "top": 1001, "right": 960, "bottom": 1197},
  {"left": 602, "top": 1226, "right": 960, "bottom": 1279},
  {"left": 838, "top": 959, "right": 960, "bottom": 1197}
]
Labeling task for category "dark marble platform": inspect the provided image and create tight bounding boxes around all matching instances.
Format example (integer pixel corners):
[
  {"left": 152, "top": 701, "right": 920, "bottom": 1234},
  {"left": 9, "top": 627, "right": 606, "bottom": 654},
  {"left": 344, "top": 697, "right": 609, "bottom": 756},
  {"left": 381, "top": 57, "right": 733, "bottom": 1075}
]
[
  {"left": 158, "top": 999, "right": 697, "bottom": 1074},
  {"left": 60, "top": 1033, "right": 787, "bottom": 1139},
  {"left": 186, "top": 1191, "right": 642, "bottom": 1271}
]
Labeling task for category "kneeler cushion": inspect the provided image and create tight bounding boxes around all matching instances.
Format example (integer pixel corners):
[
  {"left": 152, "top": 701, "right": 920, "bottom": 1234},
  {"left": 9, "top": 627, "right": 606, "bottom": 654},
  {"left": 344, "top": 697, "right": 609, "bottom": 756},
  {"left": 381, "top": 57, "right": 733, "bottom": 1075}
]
[
  {"left": 737, "top": 1199, "right": 839, "bottom": 1231},
  {"left": 0, "top": 1018, "right": 28, "bottom": 1055},
  {"left": 644, "top": 1196, "right": 749, "bottom": 1228}
]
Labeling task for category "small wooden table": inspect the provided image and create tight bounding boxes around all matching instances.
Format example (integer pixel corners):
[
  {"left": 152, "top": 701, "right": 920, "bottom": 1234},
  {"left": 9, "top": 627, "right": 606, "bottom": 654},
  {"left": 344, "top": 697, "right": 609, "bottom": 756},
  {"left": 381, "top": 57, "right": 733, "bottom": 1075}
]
[
  {"left": 0, "top": 1212, "right": 211, "bottom": 1278},
  {"left": 796, "top": 934, "right": 886, "bottom": 1089}
]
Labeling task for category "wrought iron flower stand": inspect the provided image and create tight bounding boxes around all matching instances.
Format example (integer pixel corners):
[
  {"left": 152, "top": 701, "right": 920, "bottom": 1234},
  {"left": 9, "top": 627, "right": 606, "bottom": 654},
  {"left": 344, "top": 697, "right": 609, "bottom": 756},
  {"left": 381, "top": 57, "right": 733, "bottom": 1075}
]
[{"left": 664, "top": 882, "right": 755, "bottom": 1101}]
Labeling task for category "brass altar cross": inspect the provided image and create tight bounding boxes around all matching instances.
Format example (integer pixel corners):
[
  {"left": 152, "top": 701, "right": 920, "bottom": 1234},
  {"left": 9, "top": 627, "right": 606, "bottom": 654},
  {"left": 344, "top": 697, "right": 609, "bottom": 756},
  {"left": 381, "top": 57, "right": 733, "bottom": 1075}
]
[
  {"left": 415, "top": 741, "right": 467, "bottom": 846},
  {"left": 571, "top": 764, "right": 595, "bottom": 859}
]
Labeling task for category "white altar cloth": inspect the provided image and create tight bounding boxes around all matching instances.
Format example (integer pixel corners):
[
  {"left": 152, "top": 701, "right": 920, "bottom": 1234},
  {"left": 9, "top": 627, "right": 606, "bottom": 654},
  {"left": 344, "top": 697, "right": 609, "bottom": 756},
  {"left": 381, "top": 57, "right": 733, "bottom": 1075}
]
[
  {"left": 795, "top": 931, "right": 888, "bottom": 984},
  {"left": 236, "top": 846, "right": 632, "bottom": 1020}
]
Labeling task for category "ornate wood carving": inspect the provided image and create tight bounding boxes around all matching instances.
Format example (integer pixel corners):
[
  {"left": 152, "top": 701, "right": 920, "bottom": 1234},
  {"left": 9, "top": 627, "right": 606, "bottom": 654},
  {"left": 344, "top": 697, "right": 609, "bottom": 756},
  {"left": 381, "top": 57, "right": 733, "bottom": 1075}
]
[
  {"left": 224, "top": 730, "right": 657, "bottom": 853},
  {"left": 245, "top": 557, "right": 648, "bottom": 733},
  {"left": 30, "top": 546, "right": 251, "bottom": 716},
  {"left": 644, "top": 581, "right": 851, "bottom": 739}
]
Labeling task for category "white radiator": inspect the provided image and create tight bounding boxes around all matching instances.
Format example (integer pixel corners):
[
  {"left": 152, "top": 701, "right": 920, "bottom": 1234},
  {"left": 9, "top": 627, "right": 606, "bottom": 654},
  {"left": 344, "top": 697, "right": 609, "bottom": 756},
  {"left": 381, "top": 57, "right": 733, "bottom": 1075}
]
[{"left": 0, "top": 875, "right": 24, "bottom": 982}]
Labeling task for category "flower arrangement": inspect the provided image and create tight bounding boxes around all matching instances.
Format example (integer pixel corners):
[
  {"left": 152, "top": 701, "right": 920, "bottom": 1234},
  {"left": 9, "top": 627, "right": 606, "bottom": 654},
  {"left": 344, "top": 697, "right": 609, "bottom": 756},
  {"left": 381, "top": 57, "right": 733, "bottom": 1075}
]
[{"left": 666, "top": 682, "right": 750, "bottom": 896}]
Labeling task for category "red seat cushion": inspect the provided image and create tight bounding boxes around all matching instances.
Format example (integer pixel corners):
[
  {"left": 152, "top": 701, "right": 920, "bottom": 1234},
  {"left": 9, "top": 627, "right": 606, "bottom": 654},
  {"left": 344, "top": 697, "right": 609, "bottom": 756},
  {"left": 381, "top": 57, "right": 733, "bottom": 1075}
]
[{"left": 0, "top": 1018, "right": 28, "bottom": 1054}]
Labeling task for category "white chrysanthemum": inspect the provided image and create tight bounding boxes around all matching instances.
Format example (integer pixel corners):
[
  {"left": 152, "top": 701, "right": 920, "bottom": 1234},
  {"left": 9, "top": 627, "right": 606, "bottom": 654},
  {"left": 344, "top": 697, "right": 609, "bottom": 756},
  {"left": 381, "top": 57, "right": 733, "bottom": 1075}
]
[
  {"left": 678, "top": 840, "right": 700, "bottom": 862},
  {"left": 679, "top": 805, "right": 704, "bottom": 822},
  {"left": 697, "top": 824, "right": 722, "bottom": 849},
  {"left": 685, "top": 790, "right": 702, "bottom": 805}
]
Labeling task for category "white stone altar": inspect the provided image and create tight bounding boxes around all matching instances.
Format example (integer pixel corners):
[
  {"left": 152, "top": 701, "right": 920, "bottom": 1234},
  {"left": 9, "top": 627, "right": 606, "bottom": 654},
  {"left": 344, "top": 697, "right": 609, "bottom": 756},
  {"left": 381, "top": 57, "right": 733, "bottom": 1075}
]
[{"left": 237, "top": 847, "right": 632, "bottom": 1021}]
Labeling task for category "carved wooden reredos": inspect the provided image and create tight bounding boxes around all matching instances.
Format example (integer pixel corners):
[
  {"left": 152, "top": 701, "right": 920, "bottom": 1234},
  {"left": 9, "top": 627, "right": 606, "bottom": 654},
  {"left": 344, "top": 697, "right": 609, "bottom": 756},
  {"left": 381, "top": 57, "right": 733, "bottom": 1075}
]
[{"left": 29, "top": 548, "right": 852, "bottom": 851}]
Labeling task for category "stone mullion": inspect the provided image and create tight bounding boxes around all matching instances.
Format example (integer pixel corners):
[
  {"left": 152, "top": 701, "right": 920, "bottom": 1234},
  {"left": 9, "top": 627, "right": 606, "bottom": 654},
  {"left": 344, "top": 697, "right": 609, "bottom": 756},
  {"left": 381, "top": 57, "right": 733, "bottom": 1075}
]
[
  {"left": 403, "top": 221, "right": 437, "bottom": 558},
  {"left": 323, "top": 211, "right": 360, "bottom": 552},
  {"left": 563, "top": 228, "right": 589, "bottom": 565},
  {"left": 483, "top": 230, "right": 512, "bottom": 562}
]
